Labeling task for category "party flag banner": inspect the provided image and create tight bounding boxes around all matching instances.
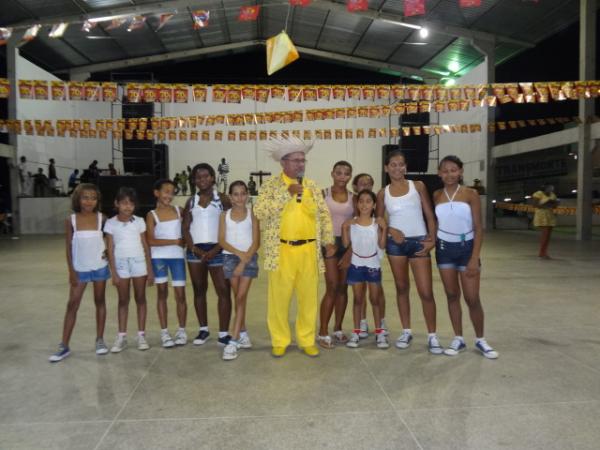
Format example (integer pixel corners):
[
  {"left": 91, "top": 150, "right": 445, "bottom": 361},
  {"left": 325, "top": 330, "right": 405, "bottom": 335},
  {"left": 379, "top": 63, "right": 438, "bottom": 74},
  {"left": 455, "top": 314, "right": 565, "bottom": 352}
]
[
  {"left": 192, "top": 10, "right": 210, "bottom": 29},
  {"left": 266, "top": 31, "right": 300, "bottom": 75},
  {"left": 238, "top": 6, "right": 260, "bottom": 21},
  {"left": 346, "top": 0, "right": 369, "bottom": 12},
  {"left": 404, "top": 0, "right": 425, "bottom": 17}
]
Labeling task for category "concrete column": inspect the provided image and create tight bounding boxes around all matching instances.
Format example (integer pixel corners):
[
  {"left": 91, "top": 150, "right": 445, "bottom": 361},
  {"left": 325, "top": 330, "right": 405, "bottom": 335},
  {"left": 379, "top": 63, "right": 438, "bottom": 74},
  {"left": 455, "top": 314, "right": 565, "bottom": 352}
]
[
  {"left": 6, "top": 39, "right": 20, "bottom": 235},
  {"left": 471, "top": 39, "right": 496, "bottom": 229},
  {"left": 576, "top": 0, "right": 596, "bottom": 240}
]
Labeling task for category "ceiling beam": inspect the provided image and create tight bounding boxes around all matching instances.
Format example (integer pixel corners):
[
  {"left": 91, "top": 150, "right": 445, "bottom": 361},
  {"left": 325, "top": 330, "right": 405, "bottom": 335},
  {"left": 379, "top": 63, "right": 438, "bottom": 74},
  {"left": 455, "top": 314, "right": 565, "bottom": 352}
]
[
  {"left": 296, "top": 46, "right": 435, "bottom": 80},
  {"left": 61, "top": 40, "right": 263, "bottom": 76},
  {"left": 59, "top": 38, "right": 435, "bottom": 80}
]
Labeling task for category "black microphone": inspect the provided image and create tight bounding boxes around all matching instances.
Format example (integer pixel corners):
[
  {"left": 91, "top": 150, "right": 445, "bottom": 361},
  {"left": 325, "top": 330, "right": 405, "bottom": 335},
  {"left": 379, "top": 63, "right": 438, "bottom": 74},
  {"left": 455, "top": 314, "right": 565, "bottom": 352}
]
[{"left": 296, "top": 171, "right": 304, "bottom": 203}]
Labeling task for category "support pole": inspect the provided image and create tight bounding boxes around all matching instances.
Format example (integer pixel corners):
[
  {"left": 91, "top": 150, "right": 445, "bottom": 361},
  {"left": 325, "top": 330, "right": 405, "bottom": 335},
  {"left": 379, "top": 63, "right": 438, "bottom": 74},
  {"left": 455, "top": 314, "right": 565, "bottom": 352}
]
[{"left": 576, "top": 0, "right": 596, "bottom": 240}]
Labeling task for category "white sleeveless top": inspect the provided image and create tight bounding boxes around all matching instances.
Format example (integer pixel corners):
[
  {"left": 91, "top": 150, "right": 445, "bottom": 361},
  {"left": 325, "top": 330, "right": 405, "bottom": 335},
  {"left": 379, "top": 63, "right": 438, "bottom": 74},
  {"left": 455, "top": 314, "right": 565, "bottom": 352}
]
[
  {"left": 350, "top": 219, "right": 381, "bottom": 269},
  {"left": 190, "top": 191, "right": 223, "bottom": 244},
  {"left": 222, "top": 209, "right": 253, "bottom": 254},
  {"left": 71, "top": 212, "right": 107, "bottom": 272},
  {"left": 150, "top": 207, "right": 184, "bottom": 259},
  {"left": 435, "top": 201, "right": 474, "bottom": 243},
  {"left": 384, "top": 180, "right": 427, "bottom": 237},
  {"left": 324, "top": 188, "right": 354, "bottom": 237}
]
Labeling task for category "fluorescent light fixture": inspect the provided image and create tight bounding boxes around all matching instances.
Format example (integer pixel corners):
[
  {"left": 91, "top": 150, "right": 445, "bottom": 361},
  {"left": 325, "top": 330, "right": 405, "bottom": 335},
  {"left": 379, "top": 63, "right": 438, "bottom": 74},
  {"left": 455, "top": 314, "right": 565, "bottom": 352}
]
[
  {"left": 49, "top": 23, "right": 68, "bottom": 38},
  {"left": 87, "top": 14, "right": 132, "bottom": 23},
  {"left": 444, "top": 78, "right": 456, "bottom": 86},
  {"left": 380, "top": 18, "right": 422, "bottom": 30},
  {"left": 448, "top": 60, "right": 460, "bottom": 72},
  {"left": 524, "top": 195, "right": 532, "bottom": 199},
  {"left": 504, "top": 198, "right": 512, "bottom": 202},
  {"left": 571, "top": 189, "right": 577, "bottom": 193},
  {"left": 492, "top": 200, "right": 497, "bottom": 203},
  {"left": 419, "top": 27, "right": 429, "bottom": 38}
]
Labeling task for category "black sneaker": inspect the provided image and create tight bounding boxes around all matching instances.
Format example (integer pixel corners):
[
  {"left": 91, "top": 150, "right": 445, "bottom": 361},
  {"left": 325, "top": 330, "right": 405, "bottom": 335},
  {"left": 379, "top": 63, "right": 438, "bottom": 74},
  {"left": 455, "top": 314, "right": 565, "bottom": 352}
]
[
  {"left": 217, "top": 335, "right": 232, "bottom": 346},
  {"left": 193, "top": 330, "right": 210, "bottom": 345}
]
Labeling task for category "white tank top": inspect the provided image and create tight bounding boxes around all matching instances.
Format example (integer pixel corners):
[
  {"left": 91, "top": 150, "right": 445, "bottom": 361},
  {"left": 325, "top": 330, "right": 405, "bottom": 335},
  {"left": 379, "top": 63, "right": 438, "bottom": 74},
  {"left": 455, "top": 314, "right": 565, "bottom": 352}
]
[
  {"left": 435, "top": 197, "right": 474, "bottom": 243},
  {"left": 222, "top": 209, "right": 253, "bottom": 254},
  {"left": 150, "top": 207, "right": 185, "bottom": 259},
  {"left": 71, "top": 212, "right": 107, "bottom": 272},
  {"left": 384, "top": 180, "right": 427, "bottom": 238},
  {"left": 324, "top": 188, "right": 354, "bottom": 237},
  {"left": 350, "top": 219, "right": 381, "bottom": 269},
  {"left": 189, "top": 191, "right": 222, "bottom": 244}
]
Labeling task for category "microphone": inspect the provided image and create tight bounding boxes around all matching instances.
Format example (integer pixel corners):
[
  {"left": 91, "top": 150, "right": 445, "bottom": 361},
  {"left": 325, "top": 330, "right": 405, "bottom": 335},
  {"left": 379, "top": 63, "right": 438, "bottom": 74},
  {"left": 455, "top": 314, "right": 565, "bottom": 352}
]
[{"left": 296, "top": 171, "right": 304, "bottom": 203}]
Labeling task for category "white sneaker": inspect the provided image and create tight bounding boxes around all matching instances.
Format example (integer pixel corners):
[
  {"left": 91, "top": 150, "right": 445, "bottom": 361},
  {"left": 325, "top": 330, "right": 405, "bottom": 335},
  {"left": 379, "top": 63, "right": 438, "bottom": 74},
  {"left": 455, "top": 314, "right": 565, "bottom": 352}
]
[
  {"left": 444, "top": 337, "right": 466, "bottom": 356},
  {"left": 137, "top": 334, "right": 150, "bottom": 351},
  {"left": 174, "top": 329, "right": 187, "bottom": 346},
  {"left": 428, "top": 335, "right": 443, "bottom": 355},
  {"left": 395, "top": 331, "right": 413, "bottom": 349},
  {"left": 95, "top": 338, "right": 109, "bottom": 355},
  {"left": 475, "top": 339, "right": 499, "bottom": 359},
  {"left": 161, "top": 332, "right": 175, "bottom": 348},
  {"left": 358, "top": 319, "right": 369, "bottom": 339},
  {"left": 222, "top": 342, "right": 239, "bottom": 361},
  {"left": 238, "top": 334, "right": 252, "bottom": 349},
  {"left": 376, "top": 333, "right": 390, "bottom": 349},
  {"left": 111, "top": 335, "right": 127, "bottom": 353},
  {"left": 346, "top": 332, "right": 360, "bottom": 348}
]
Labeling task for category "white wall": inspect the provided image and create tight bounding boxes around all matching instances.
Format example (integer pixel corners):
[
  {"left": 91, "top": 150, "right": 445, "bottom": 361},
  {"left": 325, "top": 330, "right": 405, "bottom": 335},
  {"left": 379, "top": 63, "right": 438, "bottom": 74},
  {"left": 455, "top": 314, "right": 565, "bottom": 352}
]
[
  {"left": 163, "top": 93, "right": 390, "bottom": 189},
  {"left": 16, "top": 51, "right": 115, "bottom": 187},
  {"left": 438, "top": 62, "right": 488, "bottom": 185}
]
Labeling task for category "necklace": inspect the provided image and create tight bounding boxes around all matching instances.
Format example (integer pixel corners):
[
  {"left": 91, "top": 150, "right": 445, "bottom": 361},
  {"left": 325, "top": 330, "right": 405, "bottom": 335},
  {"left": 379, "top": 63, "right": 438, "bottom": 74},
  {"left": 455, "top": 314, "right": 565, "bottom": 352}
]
[{"left": 443, "top": 185, "right": 460, "bottom": 209}]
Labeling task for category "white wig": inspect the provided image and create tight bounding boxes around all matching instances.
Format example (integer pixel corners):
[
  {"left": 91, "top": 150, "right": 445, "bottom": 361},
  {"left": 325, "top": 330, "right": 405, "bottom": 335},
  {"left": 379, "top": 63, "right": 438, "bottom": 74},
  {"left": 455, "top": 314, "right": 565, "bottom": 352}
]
[{"left": 264, "top": 135, "right": 313, "bottom": 162}]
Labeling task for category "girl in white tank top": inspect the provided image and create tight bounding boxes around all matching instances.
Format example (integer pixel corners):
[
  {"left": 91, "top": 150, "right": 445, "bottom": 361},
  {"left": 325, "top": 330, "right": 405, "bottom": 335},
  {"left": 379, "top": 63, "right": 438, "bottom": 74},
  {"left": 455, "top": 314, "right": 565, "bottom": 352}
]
[
  {"left": 182, "top": 163, "right": 232, "bottom": 347},
  {"left": 49, "top": 184, "right": 110, "bottom": 363},
  {"left": 433, "top": 155, "right": 498, "bottom": 359},
  {"left": 318, "top": 161, "right": 354, "bottom": 349},
  {"left": 218, "top": 181, "right": 260, "bottom": 361},
  {"left": 376, "top": 150, "right": 443, "bottom": 355},
  {"left": 146, "top": 179, "right": 188, "bottom": 349}
]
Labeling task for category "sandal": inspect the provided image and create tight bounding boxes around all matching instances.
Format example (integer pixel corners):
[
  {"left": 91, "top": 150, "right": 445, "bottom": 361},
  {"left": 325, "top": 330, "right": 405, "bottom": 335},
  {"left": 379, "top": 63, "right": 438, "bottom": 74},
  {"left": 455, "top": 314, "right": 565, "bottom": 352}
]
[
  {"left": 333, "top": 331, "right": 348, "bottom": 344},
  {"left": 317, "top": 335, "right": 334, "bottom": 349}
]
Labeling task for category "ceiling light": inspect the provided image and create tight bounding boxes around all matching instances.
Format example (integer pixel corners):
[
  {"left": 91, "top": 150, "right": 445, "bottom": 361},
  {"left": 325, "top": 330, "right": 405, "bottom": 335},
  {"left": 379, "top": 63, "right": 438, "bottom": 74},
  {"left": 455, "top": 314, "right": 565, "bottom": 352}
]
[
  {"left": 444, "top": 78, "right": 456, "bottom": 86},
  {"left": 504, "top": 198, "right": 512, "bottom": 202},
  {"left": 49, "top": 23, "right": 68, "bottom": 38},
  {"left": 380, "top": 18, "right": 422, "bottom": 30},
  {"left": 448, "top": 60, "right": 460, "bottom": 72},
  {"left": 572, "top": 189, "right": 577, "bottom": 193},
  {"left": 419, "top": 27, "right": 429, "bottom": 38},
  {"left": 87, "top": 14, "right": 131, "bottom": 23}
]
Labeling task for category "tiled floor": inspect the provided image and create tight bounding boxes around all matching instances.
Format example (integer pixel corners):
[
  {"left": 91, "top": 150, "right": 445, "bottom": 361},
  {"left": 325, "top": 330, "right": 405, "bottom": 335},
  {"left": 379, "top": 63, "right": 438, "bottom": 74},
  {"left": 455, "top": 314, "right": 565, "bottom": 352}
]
[{"left": 0, "top": 231, "right": 599, "bottom": 450}]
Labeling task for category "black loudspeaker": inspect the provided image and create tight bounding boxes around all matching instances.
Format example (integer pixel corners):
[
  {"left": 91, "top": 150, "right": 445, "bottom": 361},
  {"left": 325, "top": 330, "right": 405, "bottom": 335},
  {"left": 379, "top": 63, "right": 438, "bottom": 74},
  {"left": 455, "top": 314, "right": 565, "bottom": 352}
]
[{"left": 98, "top": 175, "right": 156, "bottom": 217}]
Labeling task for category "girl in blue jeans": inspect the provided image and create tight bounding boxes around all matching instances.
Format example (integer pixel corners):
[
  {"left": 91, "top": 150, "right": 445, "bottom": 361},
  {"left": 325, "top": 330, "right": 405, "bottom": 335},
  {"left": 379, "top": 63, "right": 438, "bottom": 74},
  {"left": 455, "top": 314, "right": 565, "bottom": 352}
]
[{"left": 433, "top": 155, "right": 498, "bottom": 359}]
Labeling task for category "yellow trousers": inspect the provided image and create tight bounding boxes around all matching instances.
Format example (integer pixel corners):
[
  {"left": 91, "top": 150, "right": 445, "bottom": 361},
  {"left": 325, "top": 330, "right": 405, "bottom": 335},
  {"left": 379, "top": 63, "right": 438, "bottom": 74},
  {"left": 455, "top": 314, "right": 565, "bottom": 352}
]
[{"left": 267, "top": 242, "right": 318, "bottom": 348}]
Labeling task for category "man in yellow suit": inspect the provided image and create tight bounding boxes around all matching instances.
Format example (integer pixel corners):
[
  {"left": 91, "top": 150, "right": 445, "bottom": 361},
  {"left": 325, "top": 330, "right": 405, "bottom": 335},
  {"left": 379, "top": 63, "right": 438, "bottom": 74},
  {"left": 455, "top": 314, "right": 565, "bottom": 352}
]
[{"left": 255, "top": 136, "right": 334, "bottom": 357}]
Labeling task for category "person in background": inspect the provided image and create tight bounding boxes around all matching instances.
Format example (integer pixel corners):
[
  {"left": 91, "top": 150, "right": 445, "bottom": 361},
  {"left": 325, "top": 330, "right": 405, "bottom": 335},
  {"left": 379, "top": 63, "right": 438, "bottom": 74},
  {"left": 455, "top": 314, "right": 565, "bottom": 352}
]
[
  {"left": 469, "top": 179, "right": 486, "bottom": 195},
  {"left": 88, "top": 160, "right": 99, "bottom": 181},
  {"left": 532, "top": 184, "right": 559, "bottom": 259},
  {"left": 108, "top": 163, "right": 117, "bottom": 176},
  {"left": 33, "top": 168, "right": 49, "bottom": 197},
  {"left": 173, "top": 173, "right": 182, "bottom": 195},
  {"left": 18, "top": 156, "right": 28, "bottom": 196},
  {"left": 180, "top": 171, "right": 189, "bottom": 196},
  {"left": 49, "top": 159, "right": 58, "bottom": 194},
  {"left": 187, "top": 166, "right": 194, "bottom": 195},
  {"left": 248, "top": 176, "right": 257, "bottom": 196},
  {"left": 68, "top": 169, "right": 80, "bottom": 195}
]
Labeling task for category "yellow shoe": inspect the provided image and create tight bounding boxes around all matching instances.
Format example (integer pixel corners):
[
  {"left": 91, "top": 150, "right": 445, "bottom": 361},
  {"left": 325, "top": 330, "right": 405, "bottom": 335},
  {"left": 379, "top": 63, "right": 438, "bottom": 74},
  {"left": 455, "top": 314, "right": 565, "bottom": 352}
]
[
  {"left": 302, "top": 345, "right": 320, "bottom": 357},
  {"left": 272, "top": 346, "right": 287, "bottom": 358}
]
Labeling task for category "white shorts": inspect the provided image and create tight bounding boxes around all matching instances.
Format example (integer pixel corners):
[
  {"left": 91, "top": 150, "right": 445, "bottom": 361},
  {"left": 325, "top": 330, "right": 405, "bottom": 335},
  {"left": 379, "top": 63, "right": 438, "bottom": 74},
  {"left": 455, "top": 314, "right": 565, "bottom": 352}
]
[{"left": 115, "top": 257, "right": 148, "bottom": 279}]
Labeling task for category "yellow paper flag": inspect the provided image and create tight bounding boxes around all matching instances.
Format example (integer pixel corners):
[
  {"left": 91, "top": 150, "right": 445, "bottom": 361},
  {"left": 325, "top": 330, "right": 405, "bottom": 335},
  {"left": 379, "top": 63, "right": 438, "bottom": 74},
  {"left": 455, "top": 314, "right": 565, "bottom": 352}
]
[{"left": 266, "top": 31, "right": 299, "bottom": 76}]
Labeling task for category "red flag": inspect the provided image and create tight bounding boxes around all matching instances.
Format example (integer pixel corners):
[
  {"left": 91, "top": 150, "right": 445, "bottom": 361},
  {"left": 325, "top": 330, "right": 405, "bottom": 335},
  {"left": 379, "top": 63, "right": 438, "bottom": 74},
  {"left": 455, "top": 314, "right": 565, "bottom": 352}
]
[
  {"left": 459, "top": 0, "right": 481, "bottom": 7},
  {"left": 290, "top": 0, "right": 311, "bottom": 5},
  {"left": 156, "top": 13, "right": 175, "bottom": 31},
  {"left": 192, "top": 10, "right": 210, "bottom": 29},
  {"left": 346, "top": 0, "right": 369, "bottom": 12},
  {"left": 238, "top": 6, "right": 261, "bottom": 21},
  {"left": 404, "top": 0, "right": 425, "bottom": 17}
]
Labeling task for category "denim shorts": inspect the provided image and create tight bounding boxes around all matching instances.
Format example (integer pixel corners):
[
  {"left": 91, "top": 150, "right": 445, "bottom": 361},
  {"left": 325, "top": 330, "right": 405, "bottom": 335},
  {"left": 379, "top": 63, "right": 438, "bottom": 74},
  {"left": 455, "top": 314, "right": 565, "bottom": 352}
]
[
  {"left": 151, "top": 258, "right": 186, "bottom": 286},
  {"left": 386, "top": 235, "right": 430, "bottom": 258},
  {"left": 322, "top": 236, "right": 348, "bottom": 260},
  {"left": 346, "top": 264, "right": 381, "bottom": 285},
  {"left": 115, "top": 257, "right": 148, "bottom": 278},
  {"left": 186, "top": 243, "right": 224, "bottom": 267},
  {"left": 222, "top": 253, "right": 259, "bottom": 279},
  {"left": 435, "top": 239, "right": 477, "bottom": 272},
  {"left": 76, "top": 265, "right": 110, "bottom": 283}
]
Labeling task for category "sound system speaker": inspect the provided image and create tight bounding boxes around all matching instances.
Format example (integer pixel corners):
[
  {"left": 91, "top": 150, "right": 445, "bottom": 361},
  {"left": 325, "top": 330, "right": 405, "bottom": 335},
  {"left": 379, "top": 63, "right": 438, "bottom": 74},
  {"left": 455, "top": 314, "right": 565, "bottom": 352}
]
[{"left": 98, "top": 175, "right": 156, "bottom": 217}]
